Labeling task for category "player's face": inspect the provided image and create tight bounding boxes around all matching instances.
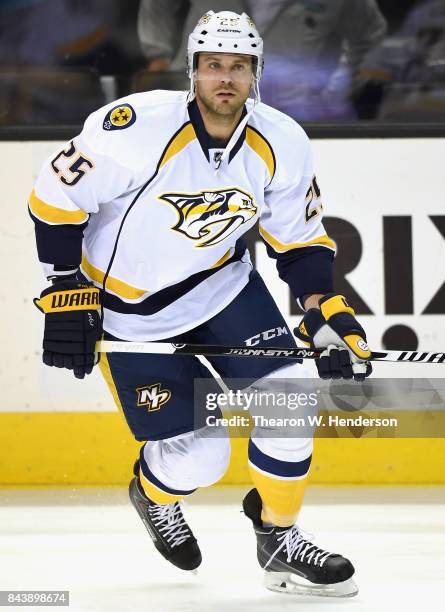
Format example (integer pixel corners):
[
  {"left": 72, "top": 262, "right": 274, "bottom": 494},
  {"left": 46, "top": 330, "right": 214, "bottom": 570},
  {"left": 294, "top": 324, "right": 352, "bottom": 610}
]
[{"left": 194, "top": 53, "right": 254, "bottom": 117}]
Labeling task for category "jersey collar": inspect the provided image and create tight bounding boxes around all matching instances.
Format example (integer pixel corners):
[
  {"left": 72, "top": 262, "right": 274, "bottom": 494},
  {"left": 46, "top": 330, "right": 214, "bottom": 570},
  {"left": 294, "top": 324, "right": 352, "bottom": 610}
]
[{"left": 187, "top": 98, "right": 247, "bottom": 165}]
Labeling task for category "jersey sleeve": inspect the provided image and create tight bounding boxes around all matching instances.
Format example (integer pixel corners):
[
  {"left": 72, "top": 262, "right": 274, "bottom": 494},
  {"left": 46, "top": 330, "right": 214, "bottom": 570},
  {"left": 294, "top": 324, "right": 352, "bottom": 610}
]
[
  {"left": 259, "top": 127, "right": 336, "bottom": 307},
  {"left": 29, "top": 115, "right": 133, "bottom": 280}
]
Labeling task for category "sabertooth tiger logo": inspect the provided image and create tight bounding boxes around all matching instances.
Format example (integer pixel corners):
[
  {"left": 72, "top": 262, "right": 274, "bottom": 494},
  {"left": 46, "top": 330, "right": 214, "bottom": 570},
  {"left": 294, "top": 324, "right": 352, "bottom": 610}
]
[{"left": 158, "top": 188, "right": 257, "bottom": 247}]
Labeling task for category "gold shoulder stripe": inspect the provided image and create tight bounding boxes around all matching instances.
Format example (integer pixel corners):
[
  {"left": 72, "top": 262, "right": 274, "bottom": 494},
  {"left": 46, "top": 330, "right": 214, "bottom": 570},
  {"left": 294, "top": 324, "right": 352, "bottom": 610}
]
[
  {"left": 259, "top": 225, "right": 337, "bottom": 252},
  {"left": 81, "top": 256, "right": 147, "bottom": 300},
  {"left": 29, "top": 189, "right": 88, "bottom": 224},
  {"left": 246, "top": 127, "right": 275, "bottom": 181},
  {"left": 159, "top": 123, "right": 197, "bottom": 169}
]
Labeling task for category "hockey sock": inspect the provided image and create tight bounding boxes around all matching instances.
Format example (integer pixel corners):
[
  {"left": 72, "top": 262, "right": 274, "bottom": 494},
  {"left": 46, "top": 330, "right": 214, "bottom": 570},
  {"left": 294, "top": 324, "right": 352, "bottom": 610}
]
[
  {"left": 249, "top": 465, "right": 307, "bottom": 527},
  {"left": 138, "top": 466, "right": 187, "bottom": 504},
  {"left": 137, "top": 450, "right": 196, "bottom": 505},
  {"left": 248, "top": 440, "right": 311, "bottom": 527}
]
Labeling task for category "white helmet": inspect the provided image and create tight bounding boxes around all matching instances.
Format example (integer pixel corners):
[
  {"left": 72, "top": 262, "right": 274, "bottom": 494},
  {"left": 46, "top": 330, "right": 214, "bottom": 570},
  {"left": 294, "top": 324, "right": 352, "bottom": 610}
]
[{"left": 187, "top": 10, "right": 263, "bottom": 91}]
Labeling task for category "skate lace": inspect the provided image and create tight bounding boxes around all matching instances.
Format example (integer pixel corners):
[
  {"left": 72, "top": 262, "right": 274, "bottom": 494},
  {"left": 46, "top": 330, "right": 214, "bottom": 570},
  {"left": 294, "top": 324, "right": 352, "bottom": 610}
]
[
  {"left": 148, "top": 502, "right": 191, "bottom": 548},
  {"left": 265, "top": 525, "right": 332, "bottom": 569}
]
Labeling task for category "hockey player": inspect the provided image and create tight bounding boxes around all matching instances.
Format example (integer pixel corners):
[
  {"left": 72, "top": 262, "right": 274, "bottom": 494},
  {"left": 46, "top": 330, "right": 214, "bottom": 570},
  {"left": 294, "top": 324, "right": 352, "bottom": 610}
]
[{"left": 30, "top": 10, "right": 371, "bottom": 597}]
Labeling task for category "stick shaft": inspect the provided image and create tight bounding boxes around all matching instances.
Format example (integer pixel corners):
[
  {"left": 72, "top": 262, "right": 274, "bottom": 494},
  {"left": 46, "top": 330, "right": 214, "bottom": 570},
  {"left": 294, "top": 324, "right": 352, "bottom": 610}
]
[{"left": 96, "top": 341, "right": 445, "bottom": 364}]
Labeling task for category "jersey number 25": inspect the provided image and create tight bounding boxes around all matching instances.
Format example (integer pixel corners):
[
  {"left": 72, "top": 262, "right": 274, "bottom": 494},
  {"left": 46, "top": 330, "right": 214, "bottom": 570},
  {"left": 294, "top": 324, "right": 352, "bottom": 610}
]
[{"left": 51, "top": 141, "right": 94, "bottom": 187}]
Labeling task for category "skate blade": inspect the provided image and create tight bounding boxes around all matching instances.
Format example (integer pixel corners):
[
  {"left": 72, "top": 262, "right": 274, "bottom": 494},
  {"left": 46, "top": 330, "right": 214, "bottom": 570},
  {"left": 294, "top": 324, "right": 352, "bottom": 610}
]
[
  {"left": 189, "top": 569, "right": 199, "bottom": 576},
  {"left": 264, "top": 571, "right": 358, "bottom": 598}
]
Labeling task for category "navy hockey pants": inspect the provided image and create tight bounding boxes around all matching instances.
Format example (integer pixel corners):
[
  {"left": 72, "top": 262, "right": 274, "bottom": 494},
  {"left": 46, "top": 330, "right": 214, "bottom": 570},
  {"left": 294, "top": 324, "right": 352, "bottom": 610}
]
[{"left": 100, "top": 270, "right": 299, "bottom": 441}]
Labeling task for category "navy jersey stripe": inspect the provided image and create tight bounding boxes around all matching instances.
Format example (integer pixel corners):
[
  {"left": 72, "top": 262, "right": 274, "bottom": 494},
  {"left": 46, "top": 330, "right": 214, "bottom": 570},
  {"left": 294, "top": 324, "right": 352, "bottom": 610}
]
[{"left": 80, "top": 239, "right": 248, "bottom": 316}]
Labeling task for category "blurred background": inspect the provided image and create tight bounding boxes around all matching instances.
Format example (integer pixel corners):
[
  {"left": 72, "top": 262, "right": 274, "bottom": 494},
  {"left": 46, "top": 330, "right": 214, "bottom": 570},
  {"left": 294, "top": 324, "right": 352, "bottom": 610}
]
[{"left": 2, "top": 0, "right": 445, "bottom": 126}]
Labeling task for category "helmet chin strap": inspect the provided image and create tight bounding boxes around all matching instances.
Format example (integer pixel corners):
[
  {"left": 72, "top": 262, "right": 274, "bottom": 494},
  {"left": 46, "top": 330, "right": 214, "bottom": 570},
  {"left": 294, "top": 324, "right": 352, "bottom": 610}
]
[{"left": 188, "top": 72, "right": 196, "bottom": 102}]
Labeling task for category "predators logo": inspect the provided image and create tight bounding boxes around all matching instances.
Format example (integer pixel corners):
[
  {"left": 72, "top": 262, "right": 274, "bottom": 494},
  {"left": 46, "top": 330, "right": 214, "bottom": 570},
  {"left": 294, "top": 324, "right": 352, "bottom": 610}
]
[
  {"left": 158, "top": 188, "right": 257, "bottom": 247},
  {"left": 198, "top": 12, "right": 211, "bottom": 25},
  {"left": 103, "top": 103, "right": 136, "bottom": 131}
]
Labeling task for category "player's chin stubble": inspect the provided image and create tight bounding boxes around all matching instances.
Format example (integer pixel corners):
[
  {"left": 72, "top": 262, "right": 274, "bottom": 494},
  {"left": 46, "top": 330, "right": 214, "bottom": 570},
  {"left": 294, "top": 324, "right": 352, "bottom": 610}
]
[{"left": 196, "top": 86, "right": 247, "bottom": 119}]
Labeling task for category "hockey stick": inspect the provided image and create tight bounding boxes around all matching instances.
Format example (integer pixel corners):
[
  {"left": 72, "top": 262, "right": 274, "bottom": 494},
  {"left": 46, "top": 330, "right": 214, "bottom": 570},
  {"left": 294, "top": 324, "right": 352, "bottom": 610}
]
[{"left": 96, "top": 340, "right": 445, "bottom": 364}]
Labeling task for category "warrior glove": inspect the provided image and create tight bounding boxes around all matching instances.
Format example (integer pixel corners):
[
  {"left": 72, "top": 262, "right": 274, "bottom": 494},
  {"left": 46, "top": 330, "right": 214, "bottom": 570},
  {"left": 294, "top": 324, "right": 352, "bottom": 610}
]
[
  {"left": 34, "top": 279, "right": 102, "bottom": 379},
  {"left": 294, "top": 294, "right": 372, "bottom": 381}
]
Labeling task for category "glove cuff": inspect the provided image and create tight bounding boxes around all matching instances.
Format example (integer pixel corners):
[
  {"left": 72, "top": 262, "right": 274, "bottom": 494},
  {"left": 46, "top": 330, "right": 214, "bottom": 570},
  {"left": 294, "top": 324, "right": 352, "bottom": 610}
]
[
  {"left": 35, "top": 285, "right": 100, "bottom": 314},
  {"left": 294, "top": 309, "right": 324, "bottom": 345},
  {"left": 318, "top": 294, "right": 371, "bottom": 360},
  {"left": 319, "top": 293, "right": 355, "bottom": 321}
]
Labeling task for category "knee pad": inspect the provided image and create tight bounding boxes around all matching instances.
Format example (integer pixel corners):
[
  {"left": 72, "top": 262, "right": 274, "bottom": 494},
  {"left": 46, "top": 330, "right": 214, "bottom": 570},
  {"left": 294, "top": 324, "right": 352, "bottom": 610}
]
[
  {"left": 245, "top": 360, "right": 317, "bottom": 461},
  {"left": 142, "top": 424, "right": 230, "bottom": 490},
  {"left": 187, "top": 425, "right": 231, "bottom": 486}
]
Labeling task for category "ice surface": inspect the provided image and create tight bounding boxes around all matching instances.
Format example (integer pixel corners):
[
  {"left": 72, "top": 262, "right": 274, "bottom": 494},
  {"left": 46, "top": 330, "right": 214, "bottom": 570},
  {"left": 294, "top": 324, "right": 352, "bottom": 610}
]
[{"left": 0, "top": 486, "right": 444, "bottom": 612}]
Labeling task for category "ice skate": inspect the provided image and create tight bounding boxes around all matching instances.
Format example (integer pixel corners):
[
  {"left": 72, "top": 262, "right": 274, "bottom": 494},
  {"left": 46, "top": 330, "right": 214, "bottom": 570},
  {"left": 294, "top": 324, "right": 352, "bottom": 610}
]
[
  {"left": 129, "top": 461, "right": 202, "bottom": 571},
  {"left": 243, "top": 488, "right": 358, "bottom": 597}
]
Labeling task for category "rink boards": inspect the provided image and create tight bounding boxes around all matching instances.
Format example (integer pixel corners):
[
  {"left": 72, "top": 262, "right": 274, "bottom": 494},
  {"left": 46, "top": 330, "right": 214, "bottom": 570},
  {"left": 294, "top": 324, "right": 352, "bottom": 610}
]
[
  {"left": 0, "top": 138, "right": 444, "bottom": 485},
  {"left": 2, "top": 412, "right": 445, "bottom": 485}
]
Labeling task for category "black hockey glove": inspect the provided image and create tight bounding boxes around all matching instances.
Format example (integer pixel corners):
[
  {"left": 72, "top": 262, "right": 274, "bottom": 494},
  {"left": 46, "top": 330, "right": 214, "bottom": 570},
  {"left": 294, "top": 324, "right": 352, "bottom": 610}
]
[
  {"left": 294, "top": 294, "right": 372, "bottom": 382},
  {"left": 34, "top": 279, "right": 102, "bottom": 379}
]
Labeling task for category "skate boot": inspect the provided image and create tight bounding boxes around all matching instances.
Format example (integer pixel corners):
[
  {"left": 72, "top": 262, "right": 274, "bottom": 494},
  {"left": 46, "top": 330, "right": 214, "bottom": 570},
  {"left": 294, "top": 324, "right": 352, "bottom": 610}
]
[
  {"left": 242, "top": 488, "right": 358, "bottom": 597},
  {"left": 129, "top": 461, "right": 202, "bottom": 571}
]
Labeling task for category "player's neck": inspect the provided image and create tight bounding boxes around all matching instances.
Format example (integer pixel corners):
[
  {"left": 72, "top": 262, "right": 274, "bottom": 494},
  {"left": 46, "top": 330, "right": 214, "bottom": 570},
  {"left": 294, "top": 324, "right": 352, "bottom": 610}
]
[{"left": 195, "top": 96, "right": 244, "bottom": 142}]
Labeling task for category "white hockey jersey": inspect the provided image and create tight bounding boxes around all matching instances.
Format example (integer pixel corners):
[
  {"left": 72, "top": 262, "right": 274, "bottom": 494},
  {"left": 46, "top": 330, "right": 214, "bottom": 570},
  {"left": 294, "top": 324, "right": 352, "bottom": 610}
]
[{"left": 29, "top": 90, "right": 335, "bottom": 340}]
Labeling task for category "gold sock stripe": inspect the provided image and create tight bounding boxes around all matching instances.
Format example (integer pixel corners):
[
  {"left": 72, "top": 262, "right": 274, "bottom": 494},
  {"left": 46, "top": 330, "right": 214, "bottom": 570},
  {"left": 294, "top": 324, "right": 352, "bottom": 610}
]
[
  {"left": 249, "top": 463, "right": 308, "bottom": 528},
  {"left": 260, "top": 507, "right": 298, "bottom": 528},
  {"left": 139, "top": 468, "right": 186, "bottom": 504}
]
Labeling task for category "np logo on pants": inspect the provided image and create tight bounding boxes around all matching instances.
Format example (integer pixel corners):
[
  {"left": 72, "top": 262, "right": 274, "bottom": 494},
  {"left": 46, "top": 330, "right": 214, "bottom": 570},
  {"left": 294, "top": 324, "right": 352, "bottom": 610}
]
[{"left": 136, "top": 383, "right": 172, "bottom": 412}]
